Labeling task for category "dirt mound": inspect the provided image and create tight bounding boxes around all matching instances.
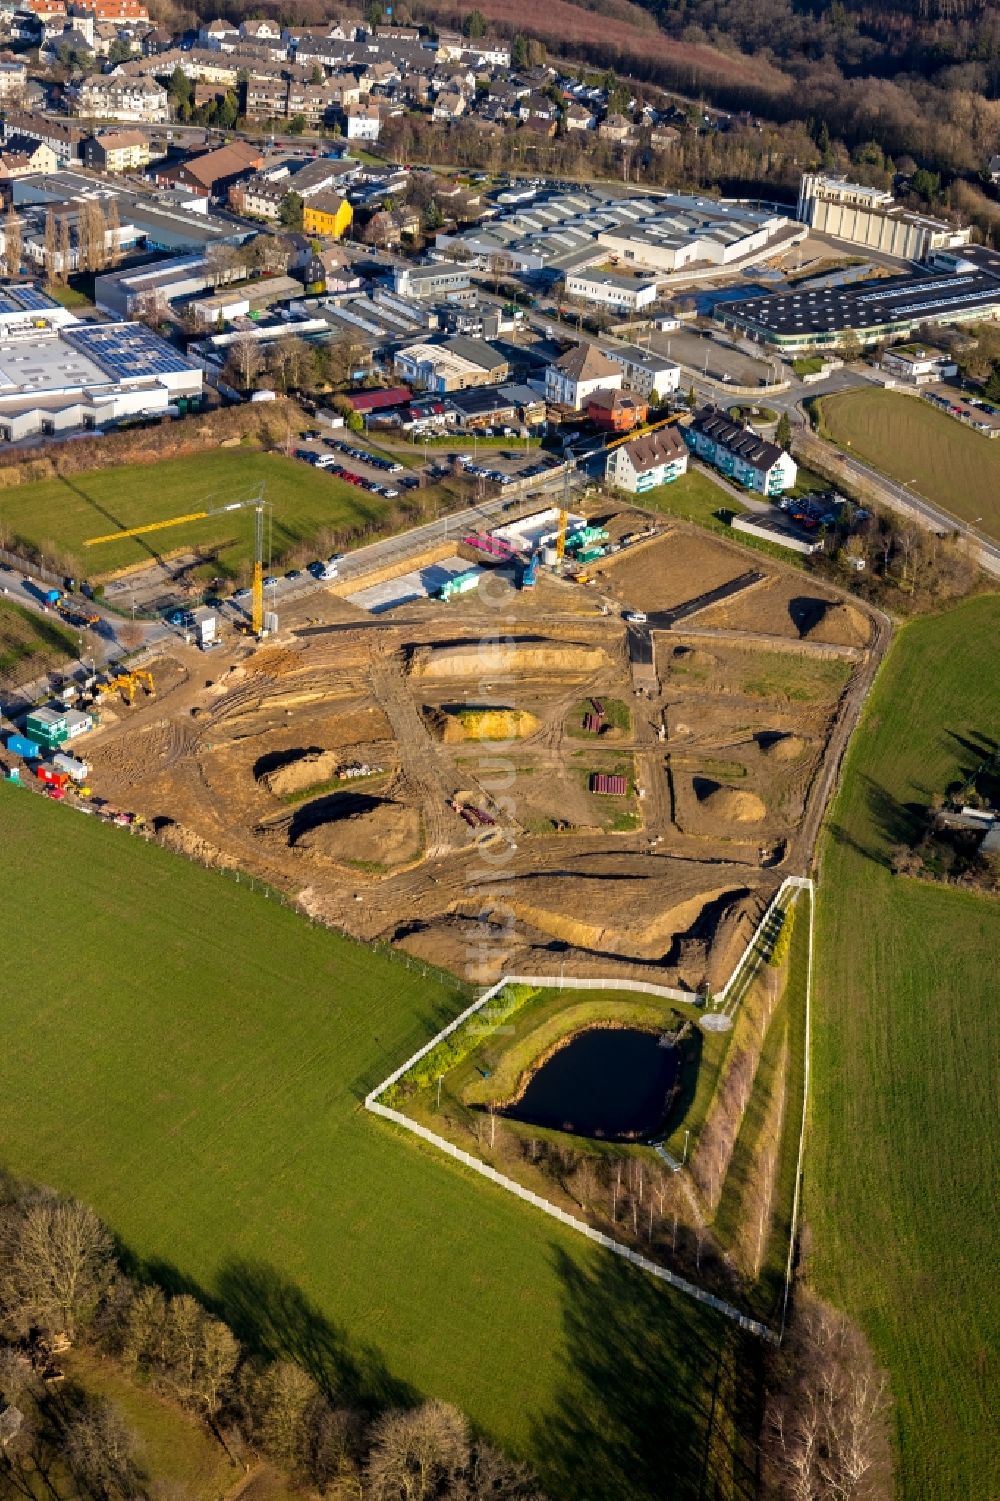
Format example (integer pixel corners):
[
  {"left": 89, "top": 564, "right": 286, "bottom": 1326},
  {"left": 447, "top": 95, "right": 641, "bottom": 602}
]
[
  {"left": 260, "top": 749, "right": 340, "bottom": 796},
  {"left": 409, "top": 640, "right": 607, "bottom": 680},
  {"left": 762, "top": 734, "right": 806, "bottom": 762},
  {"left": 806, "top": 602, "right": 870, "bottom": 648},
  {"left": 671, "top": 645, "right": 716, "bottom": 670},
  {"left": 243, "top": 645, "right": 303, "bottom": 677},
  {"left": 429, "top": 707, "right": 541, "bottom": 743},
  {"left": 157, "top": 821, "right": 239, "bottom": 869},
  {"left": 701, "top": 786, "right": 766, "bottom": 823},
  {"left": 296, "top": 798, "right": 422, "bottom": 867}
]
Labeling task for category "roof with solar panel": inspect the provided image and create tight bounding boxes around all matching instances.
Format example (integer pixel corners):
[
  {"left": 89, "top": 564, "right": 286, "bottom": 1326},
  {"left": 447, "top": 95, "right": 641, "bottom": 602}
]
[{"left": 63, "top": 321, "right": 199, "bottom": 381}]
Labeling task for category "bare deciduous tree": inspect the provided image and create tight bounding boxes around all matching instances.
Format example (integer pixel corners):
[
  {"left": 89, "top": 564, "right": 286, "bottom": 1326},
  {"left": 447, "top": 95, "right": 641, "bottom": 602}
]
[
  {"left": 764, "top": 1291, "right": 892, "bottom": 1501},
  {"left": 62, "top": 1396, "right": 144, "bottom": 1500},
  {"left": 225, "top": 335, "right": 262, "bottom": 393},
  {"left": 0, "top": 1197, "right": 114, "bottom": 1339},
  {"left": 365, "top": 1399, "right": 469, "bottom": 1501},
  {"left": 58, "top": 217, "right": 71, "bottom": 284},
  {"left": 467, "top": 1439, "right": 547, "bottom": 1499},
  {"left": 3, "top": 207, "right": 22, "bottom": 279},
  {"left": 43, "top": 209, "right": 57, "bottom": 284},
  {"left": 106, "top": 197, "right": 122, "bottom": 269},
  {"left": 239, "top": 1358, "right": 318, "bottom": 1468}
]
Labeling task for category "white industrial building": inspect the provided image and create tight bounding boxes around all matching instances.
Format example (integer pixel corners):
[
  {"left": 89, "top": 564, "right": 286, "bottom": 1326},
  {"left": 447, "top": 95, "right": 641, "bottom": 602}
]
[
  {"left": 392, "top": 262, "right": 471, "bottom": 300},
  {"left": 0, "top": 294, "right": 202, "bottom": 443},
  {"left": 880, "top": 343, "right": 959, "bottom": 384},
  {"left": 596, "top": 199, "right": 791, "bottom": 274},
  {"left": 563, "top": 267, "right": 659, "bottom": 311},
  {"left": 436, "top": 187, "right": 800, "bottom": 280},
  {"left": 93, "top": 252, "right": 250, "bottom": 316},
  {"left": 795, "top": 173, "right": 972, "bottom": 262}
]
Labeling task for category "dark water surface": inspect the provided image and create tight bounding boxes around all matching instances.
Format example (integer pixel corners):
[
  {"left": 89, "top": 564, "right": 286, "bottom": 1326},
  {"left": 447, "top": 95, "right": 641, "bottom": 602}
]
[{"left": 500, "top": 1028, "right": 679, "bottom": 1141}]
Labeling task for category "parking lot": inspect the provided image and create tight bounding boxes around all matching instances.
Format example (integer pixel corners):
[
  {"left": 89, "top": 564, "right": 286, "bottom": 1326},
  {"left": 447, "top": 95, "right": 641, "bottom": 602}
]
[
  {"left": 922, "top": 385, "right": 1000, "bottom": 437},
  {"left": 649, "top": 327, "right": 779, "bottom": 388},
  {"left": 294, "top": 432, "right": 413, "bottom": 498}
]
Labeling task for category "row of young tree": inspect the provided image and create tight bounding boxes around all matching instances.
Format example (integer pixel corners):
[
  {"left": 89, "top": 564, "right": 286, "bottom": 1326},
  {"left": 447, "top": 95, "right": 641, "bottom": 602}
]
[
  {"left": 0, "top": 1178, "right": 544, "bottom": 1498},
  {"left": 33, "top": 201, "right": 124, "bottom": 285}
]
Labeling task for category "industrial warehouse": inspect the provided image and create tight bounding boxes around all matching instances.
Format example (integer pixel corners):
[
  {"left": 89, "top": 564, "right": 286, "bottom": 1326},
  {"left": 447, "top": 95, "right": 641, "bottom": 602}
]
[
  {"left": 434, "top": 187, "right": 803, "bottom": 279},
  {"left": 0, "top": 295, "right": 202, "bottom": 440},
  {"left": 714, "top": 245, "right": 1000, "bottom": 352}
]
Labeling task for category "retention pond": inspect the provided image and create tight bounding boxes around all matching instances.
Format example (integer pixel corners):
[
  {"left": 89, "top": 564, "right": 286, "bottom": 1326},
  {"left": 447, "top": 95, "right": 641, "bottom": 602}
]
[{"left": 499, "top": 1027, "right": 679, "bottom": 1141}]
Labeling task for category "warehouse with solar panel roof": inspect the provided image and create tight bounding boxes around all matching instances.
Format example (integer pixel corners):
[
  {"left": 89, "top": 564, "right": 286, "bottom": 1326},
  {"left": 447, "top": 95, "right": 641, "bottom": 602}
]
[{"left": 0, "top": 285, "right": 202, "bottom": 442}]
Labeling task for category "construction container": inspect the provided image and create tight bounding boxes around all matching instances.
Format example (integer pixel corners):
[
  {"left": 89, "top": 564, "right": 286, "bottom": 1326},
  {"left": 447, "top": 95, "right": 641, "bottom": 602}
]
[
  {"left": 439, "top": 570, "right": 481, "bottom": 600},
  {"left": 590, "top": 772, "right": 628, "bottom": 795},
  {"left": 541, "top": 545, "right": 559, "bottom": 567},
  {"left": 53, "top": 752, "right": 89, "bottom": 783},
  {"left": 63, "top": 709, "right": 94, "bottom": 740},
  {"left": 6, "top": 733, "right": 41, "bottom": 760},
  {"left": 36, "top": 766, "right": 69, "bottom": 788},
  {"left": 577, "top": 546, "right": 606, "bottom": 564},
  {"left": 25, "top": 707, "right": 70, "bottom": 749},
  {"left": 565, "top": 525, "right": 609, "bottom": 554}
]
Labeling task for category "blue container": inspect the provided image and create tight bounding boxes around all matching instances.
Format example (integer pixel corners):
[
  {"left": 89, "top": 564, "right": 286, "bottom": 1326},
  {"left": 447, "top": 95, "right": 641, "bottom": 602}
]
[{"left": 7, "top": 734, "right": 42, "bottom": 760}]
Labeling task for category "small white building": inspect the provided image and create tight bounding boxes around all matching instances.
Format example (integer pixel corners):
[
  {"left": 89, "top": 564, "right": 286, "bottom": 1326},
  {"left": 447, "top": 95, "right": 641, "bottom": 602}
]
[
  {"left": 605, "top": 424, "right": 689, "bottom": 493},
  {"left": 881, "top": 343, "right": 959, "bottom": 385},
  {"left": 545, "top": 343, "right": 622, "bottom": 410}
]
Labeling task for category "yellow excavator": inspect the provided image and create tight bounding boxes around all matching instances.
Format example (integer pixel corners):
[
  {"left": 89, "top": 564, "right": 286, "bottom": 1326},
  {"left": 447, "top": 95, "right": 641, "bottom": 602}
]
[
  {"left": 85, "top": 493, "right": 269, "bottom": 639},
  {"left": 96, "top": 670, "right": 155, "bottom": 706}
]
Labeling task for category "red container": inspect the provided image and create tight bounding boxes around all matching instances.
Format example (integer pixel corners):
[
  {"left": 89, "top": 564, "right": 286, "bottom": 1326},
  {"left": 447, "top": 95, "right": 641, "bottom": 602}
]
[{"left": 37, "top": 767, "right": 69, "bottom": 788}]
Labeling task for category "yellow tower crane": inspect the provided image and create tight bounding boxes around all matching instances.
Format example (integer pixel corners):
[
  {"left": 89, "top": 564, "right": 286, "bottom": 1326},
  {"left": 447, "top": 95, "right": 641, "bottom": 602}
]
[
  {"left": 555, "top": 508, "right": 568, "bottom": 562},
  {"left": 555, "top": 470, "right": 570, "bottom": 563},
  {"left": 85, "top": 495, "right": 269, "bottom": 638}
]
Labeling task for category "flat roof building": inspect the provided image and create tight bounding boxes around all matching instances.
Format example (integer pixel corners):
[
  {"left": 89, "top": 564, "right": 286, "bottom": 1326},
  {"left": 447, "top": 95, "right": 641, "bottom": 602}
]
[
  {"left": 0, "top": 303, "right": 201, "bottom": 443},
  {"left": 797, "top": 172, "right": 971, "bottom": 262},
  {"left": 437, "top": 187, "right": 801, "bottom": 280},
  {"left": 392, "top": 261, "right": 471, "bottom": 299},
  {"left": 715, "top": 246, "right": 1000, "bottom": 353},
  {"left": 563, "top": 267, "right": 659, "bottom": 311},
  {"left": 394, "top": 337, "right": 507, "bottom": 392}
]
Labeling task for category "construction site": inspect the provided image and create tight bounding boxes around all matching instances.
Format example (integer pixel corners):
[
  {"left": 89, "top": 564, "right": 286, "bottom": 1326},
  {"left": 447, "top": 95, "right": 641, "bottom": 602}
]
[{"left": 20, "top": 487, "right": 881, "bottom": 994}]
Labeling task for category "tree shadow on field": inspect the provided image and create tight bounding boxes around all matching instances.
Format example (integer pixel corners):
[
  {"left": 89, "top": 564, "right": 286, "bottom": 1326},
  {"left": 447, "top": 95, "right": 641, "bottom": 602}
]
[
  {"left": 829, "top": 774, "right": 926, "bottom": 867},
  {"left": 214, "top": 1256, "right": 414, "bottom": 1414},
  {"left": 531, "top": 1246, "right": 760, "bottom": 1501}
]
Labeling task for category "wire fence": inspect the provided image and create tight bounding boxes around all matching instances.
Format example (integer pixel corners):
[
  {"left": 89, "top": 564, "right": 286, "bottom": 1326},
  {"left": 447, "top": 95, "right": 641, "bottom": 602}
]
[
  {"left": 363, "top": 875, "right": 816, "bottom": 1342},
  {"left": 366, "top": 1095, "right": 776, "bottom": 1342}
]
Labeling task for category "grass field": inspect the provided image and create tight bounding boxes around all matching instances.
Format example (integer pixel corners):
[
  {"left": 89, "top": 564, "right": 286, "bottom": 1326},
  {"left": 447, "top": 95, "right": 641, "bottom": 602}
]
[
  {"left": 631, "top": 469, "right": 813, "bottom": 567},
  {"left": 810, "top": 595, "right": 1000, "bottom": 1501},
  {"left": 0, "top": 450, "right": 389, "bottom": 578},
  {"left": 632, "top": 468, "right": 748, "bottom": 529},
  {"left": 0, "top": 787, "right": 756, "bottom": 1500},
  {"left": 817, "top": 387, "right": 1000, "bottom": 541},
  {"left": 0, "top": 598, "right": 77, "bottom": 685}
]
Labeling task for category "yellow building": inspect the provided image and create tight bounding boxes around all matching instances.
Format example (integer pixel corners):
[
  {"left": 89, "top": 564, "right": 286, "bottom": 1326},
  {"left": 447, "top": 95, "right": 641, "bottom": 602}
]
[{"left": 302, "top": 191, "right": 353, "bottom": 239}]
